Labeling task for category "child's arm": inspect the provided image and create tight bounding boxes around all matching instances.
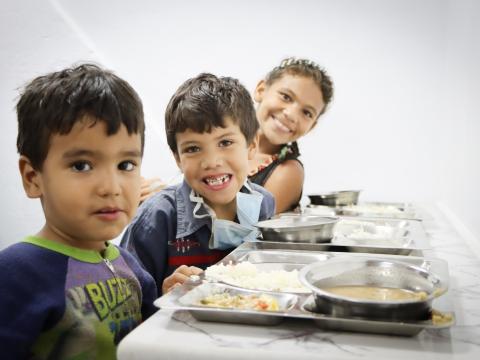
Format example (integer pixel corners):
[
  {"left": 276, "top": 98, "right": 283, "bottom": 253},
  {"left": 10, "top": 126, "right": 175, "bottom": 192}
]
[
  {"left": 120, "top": 248, "right": 159, "bottom": 319},
  {"left": 139, "top": 177, "right": 166, "bottom": 203},
  {"left": 162, "top": 265, "right": 203, "bottom": 294},
  {"left": 0, "top": 244, "right": 65, "bottom": 360},
  {"left": 251, "top": 181, "right": 276, "bottom": 220},
  {"left": 263, "top": 159, "right": 304, "bottom": 214},
  {"left": 121, "top": 213, "right": 170, "bottom": 294}
]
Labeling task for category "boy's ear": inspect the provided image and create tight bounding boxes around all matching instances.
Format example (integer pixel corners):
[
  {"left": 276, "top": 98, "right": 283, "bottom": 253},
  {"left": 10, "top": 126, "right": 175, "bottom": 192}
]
[
  {"left": 19, "top": 156, "right": 42, "bottom": 198},
  {"left": 247, "top": 132, "right": 259, "bottom": 160},
  {"left": 253, "top": 80, "right": 266, "bottom": 103}
]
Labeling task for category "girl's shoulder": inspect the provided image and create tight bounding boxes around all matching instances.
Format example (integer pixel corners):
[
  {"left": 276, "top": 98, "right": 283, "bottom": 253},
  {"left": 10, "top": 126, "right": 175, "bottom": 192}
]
[
  {"left": 278, "top": 141, "right": 301, "bottom": 161},
  {"left": 249, "top": 142, "right": 301, "bottom": 178}
]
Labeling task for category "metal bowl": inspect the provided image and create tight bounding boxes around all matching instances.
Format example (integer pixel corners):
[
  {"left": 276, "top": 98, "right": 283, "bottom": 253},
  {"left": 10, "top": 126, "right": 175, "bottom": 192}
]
[
  {"left": 299, "top": 258, "right": 446, "bottom": 321},
  {"left": 255, "top": 215, "right": 339, "bottom": 243},
  {"left": 308, "top": 190, "right": 361, "bottom": 207}
]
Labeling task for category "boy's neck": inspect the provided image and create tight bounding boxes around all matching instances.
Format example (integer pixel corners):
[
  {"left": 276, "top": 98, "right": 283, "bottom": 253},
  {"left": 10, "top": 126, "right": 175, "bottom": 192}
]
[{"left": 37, "top": 225, "right": 108, "bottom": 252}]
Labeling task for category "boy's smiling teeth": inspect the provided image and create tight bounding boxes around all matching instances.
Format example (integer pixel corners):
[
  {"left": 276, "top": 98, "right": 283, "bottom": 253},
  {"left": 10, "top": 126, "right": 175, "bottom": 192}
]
[{"left": 204, "top": 174, "right": 231, "bottom": 186}]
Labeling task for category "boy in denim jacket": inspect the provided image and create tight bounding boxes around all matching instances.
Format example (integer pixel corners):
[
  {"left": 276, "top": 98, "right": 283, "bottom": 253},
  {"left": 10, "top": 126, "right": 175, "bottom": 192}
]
[{"left": 121, "top": 73, "right": 275, "bottom": 295}]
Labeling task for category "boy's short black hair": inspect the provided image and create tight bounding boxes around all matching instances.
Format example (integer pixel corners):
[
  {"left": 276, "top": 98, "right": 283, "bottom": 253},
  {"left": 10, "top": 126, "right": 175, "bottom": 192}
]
[
  {"left": 16, "top": 63, "right": 145, "bottom": 170},
  {"left": 165, "top": 73, "right": 258, "bottom": 154}
]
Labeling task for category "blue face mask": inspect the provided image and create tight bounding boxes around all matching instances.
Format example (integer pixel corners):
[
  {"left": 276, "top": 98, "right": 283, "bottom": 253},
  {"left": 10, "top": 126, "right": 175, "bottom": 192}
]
[{"left": 189, "top": 183, "right": 264, "bottom": 250}]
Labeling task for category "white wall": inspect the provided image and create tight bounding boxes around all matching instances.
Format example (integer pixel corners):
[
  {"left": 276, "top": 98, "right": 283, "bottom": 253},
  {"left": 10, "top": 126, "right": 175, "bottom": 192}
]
[{"left": 1, "top": 0, "right": 479, "bottom": 249}]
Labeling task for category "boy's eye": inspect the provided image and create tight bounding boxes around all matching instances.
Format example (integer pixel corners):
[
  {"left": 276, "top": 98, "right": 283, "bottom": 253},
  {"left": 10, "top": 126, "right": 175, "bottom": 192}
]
[
  {"left": 71, "top": 161, "right": 92, "bottom": 172},
  {"left": 219, "top": 139, "right": 233, "bottom": 147},
  {"left": 183, "top": 146, "right": 200, "bottom": 154},
  {"left": 118, "top": 161, "right": 136, "bottom": 171}
]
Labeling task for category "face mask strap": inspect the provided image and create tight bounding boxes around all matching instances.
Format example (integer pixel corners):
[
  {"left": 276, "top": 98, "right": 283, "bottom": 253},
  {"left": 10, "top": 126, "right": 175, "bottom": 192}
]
[
  {"left": 242, "top": 181, "right": 253, "bottom": 193},
  {"left": 189, "top": 189, "right": 215, "bottom": 219}
]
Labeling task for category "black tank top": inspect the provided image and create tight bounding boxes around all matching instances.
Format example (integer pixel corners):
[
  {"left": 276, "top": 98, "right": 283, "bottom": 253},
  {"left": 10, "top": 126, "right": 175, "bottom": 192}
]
[{"left": 248, "top": 142, "right": 303, "bottom": 211}]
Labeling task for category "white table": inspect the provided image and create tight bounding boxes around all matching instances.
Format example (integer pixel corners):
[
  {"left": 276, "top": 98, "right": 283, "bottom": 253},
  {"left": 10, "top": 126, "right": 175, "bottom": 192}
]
[{"left": 117, "top": 204, "right": 480, "bottom": 359}]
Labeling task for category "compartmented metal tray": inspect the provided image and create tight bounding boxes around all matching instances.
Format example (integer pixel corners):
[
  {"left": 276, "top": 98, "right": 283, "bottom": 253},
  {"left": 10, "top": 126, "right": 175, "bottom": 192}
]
[
  {"left": 259, "top": 216, "right": 430, "bottom": 256},
  {"left": 335, "top": 201, "right": 420, "bottom": 220},
  {"left": 330, "top": 217, "right": 429, "bottom": 255},
  {"left": 155, "top": 243, "right": 454, "bottom": 336},
  {"left": 171, "top": 282, "right": 298, "bottom": 325}
]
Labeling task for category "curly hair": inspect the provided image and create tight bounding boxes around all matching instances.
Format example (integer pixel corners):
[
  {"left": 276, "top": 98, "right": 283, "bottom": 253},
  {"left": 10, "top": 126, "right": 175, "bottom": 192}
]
[{"left": 265, "top": 57, "right": 334, "bottom": 116}]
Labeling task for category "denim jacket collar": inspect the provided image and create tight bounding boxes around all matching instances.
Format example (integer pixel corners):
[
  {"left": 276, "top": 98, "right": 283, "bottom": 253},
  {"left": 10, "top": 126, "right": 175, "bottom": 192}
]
[
  {"left": 174, "top": 180, "right": 258, "bottom": 239},
  {"left": 175, "top": 180, "right": 212, "bottom": 239}
]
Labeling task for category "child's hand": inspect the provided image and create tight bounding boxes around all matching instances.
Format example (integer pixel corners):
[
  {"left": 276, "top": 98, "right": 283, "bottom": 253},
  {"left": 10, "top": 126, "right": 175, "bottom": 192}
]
[
  {"left": 162, "top": 265, "right": 203, "bottom": 294},
  {"left": 140, "top": 177, "right": 166, "bottom": 203}
]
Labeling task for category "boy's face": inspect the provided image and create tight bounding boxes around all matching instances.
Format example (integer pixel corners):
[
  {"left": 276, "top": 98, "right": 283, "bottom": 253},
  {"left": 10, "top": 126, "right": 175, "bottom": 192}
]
[
  {"left": 174, "top": 117, "right": 257, "bottom": 218},
  {"left": 255, "top": 74, "right": 325, "bottom": 145},
  {"left": 20, "top": 118, "right": 142, "bottom": 251}
]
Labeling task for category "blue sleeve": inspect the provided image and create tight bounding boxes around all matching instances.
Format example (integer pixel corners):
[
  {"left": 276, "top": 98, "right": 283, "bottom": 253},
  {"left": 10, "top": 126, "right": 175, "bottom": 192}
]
[
  {"left": 251, "top": 182, "right": 276, "bottom": 219},
  {"left": 120, "top": 194, "right": 176, "bottom": 295},
  {"left": 119, "top": 247, "right": 158, "bottom": 319},
  {"left": 0, "top": 243, "right": 66, "bottom": 360}
]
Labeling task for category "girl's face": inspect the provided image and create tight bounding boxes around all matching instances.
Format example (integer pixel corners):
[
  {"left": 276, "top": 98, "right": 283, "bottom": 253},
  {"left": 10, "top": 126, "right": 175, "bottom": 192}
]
[{"left": 254, "top": 74, "right": 325, "bottom": 146}]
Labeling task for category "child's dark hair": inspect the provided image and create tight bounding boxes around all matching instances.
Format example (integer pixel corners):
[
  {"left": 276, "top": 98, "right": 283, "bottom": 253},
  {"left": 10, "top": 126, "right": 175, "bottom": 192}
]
[
  {"left": 165, "top": 73, "right": 258, "bottom": 154},
  {"left": 16, "top": 63, "right": 145, "bottom": 170},
  {"left": 265, "top": 57, "right": 334, "bottom": 116}
]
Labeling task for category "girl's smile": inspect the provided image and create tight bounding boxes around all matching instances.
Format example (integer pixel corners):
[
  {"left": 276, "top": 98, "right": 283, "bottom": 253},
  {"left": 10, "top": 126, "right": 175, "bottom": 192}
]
[{"left": 254, "top": 75, "right": 325, "bottom": 147}]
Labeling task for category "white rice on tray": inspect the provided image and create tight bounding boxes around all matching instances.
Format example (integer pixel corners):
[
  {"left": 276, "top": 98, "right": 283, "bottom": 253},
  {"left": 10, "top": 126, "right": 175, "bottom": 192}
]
[{"left": 204, "top": 261, "right": 309, "bottom": 293}]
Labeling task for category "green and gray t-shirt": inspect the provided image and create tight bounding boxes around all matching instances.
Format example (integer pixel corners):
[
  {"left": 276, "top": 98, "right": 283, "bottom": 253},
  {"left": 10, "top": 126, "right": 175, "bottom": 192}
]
[{"left": 0, "top": 236, "right": 157, "bottom": 360}]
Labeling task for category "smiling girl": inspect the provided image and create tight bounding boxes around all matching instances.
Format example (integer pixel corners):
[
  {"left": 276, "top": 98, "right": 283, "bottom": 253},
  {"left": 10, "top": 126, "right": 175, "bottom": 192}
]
[{"left": 248, "top": 58, "right": 334, "bottom": 213}]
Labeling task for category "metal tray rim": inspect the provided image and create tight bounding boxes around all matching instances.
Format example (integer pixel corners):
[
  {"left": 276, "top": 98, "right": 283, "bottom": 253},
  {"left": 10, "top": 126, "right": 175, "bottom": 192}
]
[
  {"left": 154, "top": 244, "right": 454, "bottom": 335},
  {"left": 155, "top": 289, "right": 455, "bottom": 332}
]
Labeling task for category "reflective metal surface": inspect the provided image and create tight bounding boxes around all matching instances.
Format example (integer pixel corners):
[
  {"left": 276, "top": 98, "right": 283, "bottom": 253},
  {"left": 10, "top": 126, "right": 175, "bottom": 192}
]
[
  {"left": 155, "top": 242, "right": 454, "bottom": 336},
  {"left": 176, "top": 283, "right": 298, "bottom": 325},
  {"left": 256, "top": 215, "right": 339, "bottom": 243},
  {"left": 337, "top": 202, "right": 419, "bottom": 220},
  {"left": 308, "top": 190, "right": 361, "bottom": 206},
  {"left": 299, "top": 258, "right": 446, "bottom": 321}
]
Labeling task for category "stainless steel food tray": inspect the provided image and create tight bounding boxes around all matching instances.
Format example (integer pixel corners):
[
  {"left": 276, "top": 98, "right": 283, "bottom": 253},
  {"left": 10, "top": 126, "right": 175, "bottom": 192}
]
[
  {"left": 155, "top": 244, "right": 454, "bottom": 336},
  {"left": 259, "top": 215, "right": 430, "bottom": 256},
  {"left": 334, "top": 201, "right": 420, "bottom": 220},
  {"left": 220, "top": 242, "right": 448, "bottom": 281},
  {"left": 329, "top": 217, "right": 430, "bottom": 255}
]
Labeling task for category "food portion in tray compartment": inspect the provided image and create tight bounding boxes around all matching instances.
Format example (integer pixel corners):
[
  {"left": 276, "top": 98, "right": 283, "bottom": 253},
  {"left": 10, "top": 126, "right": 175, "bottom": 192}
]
[
  {"left": 339, "top": 203, "right": 416, "bottom": 218},
  {"left": 343, "top": 204, "right": 404, "bottom": 214},
  {"left": 199, "top": 293, "right": 279, "bottom": 311},
  {"left": 177, "top": 282, "right": 298, "bottom": 315},
  {"left": 332, "top": 219, "right": 412, "bottom": 247},
  {"left": 300, "top": 296, "right": 454, "bottom": 336},
  {"left": 431, "top": 309, "right": 454, "bottom": 325},
  {"left": 322, "top": 285, "right": 428, "bottom": 301},
  {"left": 299, "top": 258, "right": 446, "bottom": 321},
  {"left": 204, "top": 261, "right": 309, "bottom": 293},
  {"left": 302, "top": 205, "right": 336, "bottom": 216}
]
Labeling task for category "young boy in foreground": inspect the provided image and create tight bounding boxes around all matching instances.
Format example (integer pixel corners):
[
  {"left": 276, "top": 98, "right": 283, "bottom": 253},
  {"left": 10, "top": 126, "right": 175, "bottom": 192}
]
[
  {"left": 121, "top": 73, "right": 275, "bottom": 295},
  {"left": 0, "top": 64, "right": 157, "bottom": 360}
]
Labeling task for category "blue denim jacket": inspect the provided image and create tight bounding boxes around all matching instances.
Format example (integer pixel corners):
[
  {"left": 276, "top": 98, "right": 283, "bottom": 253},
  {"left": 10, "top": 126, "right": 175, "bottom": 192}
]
[{"left": 120, "top": 180, "right": 275, "bottom": 294}]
